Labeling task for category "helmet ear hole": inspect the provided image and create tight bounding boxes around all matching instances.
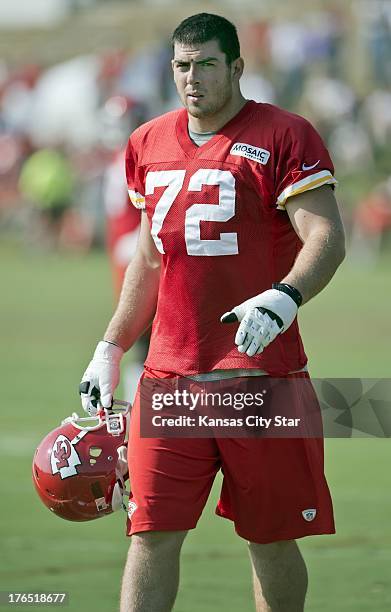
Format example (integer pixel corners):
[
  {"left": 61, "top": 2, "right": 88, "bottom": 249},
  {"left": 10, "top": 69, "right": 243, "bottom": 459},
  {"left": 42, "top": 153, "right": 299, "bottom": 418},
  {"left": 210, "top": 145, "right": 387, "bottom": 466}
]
[{"left": 89, "top": 447, "right": 102, "bottom": 464}]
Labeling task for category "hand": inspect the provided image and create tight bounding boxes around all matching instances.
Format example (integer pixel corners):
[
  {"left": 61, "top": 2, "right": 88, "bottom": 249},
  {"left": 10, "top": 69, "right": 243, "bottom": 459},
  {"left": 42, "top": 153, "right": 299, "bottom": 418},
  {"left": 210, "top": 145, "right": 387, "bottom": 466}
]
[
  {"left": 220, "top": 288, "right": 298, "bottom": 356},
  {"left": 79, "top": 341, "right": 124, "bottom": 416}
]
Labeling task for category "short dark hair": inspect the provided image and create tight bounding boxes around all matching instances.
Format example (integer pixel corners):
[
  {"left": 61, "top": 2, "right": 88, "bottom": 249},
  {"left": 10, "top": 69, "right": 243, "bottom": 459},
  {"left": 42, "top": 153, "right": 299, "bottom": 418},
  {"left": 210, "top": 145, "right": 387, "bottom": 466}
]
[{"left": 172, "top": 13, "right": 240, "bottom": 65}]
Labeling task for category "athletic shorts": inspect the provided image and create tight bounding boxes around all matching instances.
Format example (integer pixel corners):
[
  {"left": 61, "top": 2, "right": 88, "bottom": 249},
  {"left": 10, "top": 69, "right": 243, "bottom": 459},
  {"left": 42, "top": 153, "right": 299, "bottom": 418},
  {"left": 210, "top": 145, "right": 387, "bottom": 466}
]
[{"left": 126, "top": 369, "right": 335, "bottom": 544}]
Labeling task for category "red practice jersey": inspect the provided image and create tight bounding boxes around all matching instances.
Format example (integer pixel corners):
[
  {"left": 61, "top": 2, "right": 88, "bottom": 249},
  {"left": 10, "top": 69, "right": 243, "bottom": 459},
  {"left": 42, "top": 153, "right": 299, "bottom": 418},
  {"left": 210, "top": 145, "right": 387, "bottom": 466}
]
[{"left": 126, "top": 101, "right": 336, "bottom": 376}]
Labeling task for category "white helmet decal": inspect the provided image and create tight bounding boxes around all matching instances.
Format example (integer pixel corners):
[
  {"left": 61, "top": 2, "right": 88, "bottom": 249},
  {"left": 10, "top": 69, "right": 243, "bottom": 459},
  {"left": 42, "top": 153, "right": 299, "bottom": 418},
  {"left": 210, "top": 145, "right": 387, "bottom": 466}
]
[{"left": 50, "top": 435, "right": 81, "bottom": 479}]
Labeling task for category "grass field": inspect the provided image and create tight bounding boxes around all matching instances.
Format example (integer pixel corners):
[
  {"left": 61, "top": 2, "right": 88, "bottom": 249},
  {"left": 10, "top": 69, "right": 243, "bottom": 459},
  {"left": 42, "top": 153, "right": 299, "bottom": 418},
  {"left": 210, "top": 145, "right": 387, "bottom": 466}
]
[{"left": 0, "top": 241, "right": 390, "bottom": 611}]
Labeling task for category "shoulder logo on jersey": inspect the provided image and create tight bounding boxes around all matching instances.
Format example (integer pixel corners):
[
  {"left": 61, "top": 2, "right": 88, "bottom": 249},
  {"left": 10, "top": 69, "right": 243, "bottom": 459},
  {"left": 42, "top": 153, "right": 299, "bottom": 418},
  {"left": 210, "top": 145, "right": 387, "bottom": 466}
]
[
  {"left": 128, "top": 189, "right": 146, "bottom": 210},
  {"left": 302, "top": 508, "right": 317, "bottom": 522},
  {"left": 302, "top": 160, "right": 320, "bottom": 171},
  {"left": 230, "top": 142, "right": 270, "bottom": 165},
  {"left": 50, "top": 435, "right": 81, "bottom": 479}
]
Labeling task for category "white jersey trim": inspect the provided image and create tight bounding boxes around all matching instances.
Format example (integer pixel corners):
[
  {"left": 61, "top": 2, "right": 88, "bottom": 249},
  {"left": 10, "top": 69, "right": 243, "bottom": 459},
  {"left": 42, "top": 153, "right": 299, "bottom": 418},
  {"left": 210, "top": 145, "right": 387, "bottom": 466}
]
[{"left": 276, "top": 170, "right": 337, "bottom": 209}]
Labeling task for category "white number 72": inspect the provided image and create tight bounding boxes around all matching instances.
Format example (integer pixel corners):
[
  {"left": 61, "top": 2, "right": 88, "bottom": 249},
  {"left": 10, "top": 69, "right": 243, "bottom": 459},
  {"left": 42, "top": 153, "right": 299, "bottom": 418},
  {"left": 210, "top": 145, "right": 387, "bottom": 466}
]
[{"left": 145, "top": 168, "right": 238, "bottom": 256}]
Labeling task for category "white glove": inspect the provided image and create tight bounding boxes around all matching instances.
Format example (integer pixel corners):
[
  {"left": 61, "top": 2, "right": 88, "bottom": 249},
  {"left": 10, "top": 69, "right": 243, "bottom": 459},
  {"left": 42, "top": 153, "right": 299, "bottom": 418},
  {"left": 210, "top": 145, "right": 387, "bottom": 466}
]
[
  {"left": 220, "top": 289, "right": 298, "bottom": 356},
  {"left": 79, "top": 341, "right": 124, "bottom": 415}
]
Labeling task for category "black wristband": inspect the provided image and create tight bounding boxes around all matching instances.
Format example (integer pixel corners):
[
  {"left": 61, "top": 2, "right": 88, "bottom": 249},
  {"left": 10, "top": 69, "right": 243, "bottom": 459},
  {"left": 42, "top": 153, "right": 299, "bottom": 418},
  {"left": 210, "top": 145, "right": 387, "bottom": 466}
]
[{"left": 272, "top": 283, "right": 303, "bottom": 307}]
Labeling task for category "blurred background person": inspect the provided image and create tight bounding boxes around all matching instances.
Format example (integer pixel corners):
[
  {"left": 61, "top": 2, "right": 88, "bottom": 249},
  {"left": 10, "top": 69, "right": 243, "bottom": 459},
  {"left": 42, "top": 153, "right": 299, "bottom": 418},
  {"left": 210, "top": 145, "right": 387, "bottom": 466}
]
[
  {"left": 100, "top": 93, "right": 150, "bottom": 401},
  {"left": 350, "top": 178, "right": 391, "bottom": 265},
  {"left": 18, "top": 146, "right": 79, "bottom": 250}
]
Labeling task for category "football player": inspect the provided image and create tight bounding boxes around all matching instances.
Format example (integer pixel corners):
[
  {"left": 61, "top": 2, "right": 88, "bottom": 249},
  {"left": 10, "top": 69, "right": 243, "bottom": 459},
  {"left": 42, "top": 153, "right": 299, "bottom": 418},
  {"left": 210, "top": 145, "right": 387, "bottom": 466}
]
[{"left": 80, "top": 13, "right": 345, "bottom": 612}]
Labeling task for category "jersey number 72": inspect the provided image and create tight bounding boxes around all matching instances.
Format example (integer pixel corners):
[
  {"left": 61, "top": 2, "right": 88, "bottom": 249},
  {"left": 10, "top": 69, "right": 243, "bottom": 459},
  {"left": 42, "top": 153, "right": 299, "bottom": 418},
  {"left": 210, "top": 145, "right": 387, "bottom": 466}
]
[{"left": 146, "top": 169, "right": 238, "bottom": 257}]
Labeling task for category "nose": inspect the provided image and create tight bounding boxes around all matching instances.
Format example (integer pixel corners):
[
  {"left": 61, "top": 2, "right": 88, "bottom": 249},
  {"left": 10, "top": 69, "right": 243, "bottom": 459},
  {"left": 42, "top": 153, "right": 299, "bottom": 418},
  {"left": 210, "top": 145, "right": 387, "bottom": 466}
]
[{"left": 186, "top": 63, "right": 200, "bottom": 85}]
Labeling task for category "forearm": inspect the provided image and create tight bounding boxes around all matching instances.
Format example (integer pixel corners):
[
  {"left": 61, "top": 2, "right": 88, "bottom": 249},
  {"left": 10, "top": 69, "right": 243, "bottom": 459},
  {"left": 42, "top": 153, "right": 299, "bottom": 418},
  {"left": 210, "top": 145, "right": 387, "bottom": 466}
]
[
  {"left": 104, "top": 253, "right": 160, "bottom": 351},
  {"left": 282, "top": 228, "right": 345, "bottom": 304}
]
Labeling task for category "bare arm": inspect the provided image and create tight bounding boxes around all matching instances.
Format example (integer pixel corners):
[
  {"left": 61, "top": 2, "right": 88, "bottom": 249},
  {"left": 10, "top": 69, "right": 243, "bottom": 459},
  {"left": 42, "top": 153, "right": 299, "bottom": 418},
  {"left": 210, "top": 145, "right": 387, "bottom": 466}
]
[
  {"left": 283, "top": 184, "right": 345, "bottom": 304},
  {"left": 103, "top": 212, "right": 161, "bottom": 351}
]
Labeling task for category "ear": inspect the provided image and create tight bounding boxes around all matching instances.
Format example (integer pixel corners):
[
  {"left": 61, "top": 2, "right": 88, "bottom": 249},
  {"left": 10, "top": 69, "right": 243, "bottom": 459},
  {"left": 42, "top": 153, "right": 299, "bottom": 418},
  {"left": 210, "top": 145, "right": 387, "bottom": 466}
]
[{"left": 232, "top": 57, "right": 244, "bottom": 79}]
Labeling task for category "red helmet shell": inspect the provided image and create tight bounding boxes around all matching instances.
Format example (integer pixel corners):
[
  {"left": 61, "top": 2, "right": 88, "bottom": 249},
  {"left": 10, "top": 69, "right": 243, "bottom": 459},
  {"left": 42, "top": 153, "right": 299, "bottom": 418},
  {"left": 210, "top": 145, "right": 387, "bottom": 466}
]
[{"left": 32, "top": 417, "right": 127, "bottom": 521}]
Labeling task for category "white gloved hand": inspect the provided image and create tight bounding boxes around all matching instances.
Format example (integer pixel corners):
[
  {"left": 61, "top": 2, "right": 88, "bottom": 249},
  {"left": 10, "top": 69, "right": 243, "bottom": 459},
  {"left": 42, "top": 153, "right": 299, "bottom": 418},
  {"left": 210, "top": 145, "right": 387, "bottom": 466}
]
[
  {"left": 220, "top": 289, "right": 298, "bottom": 356},
  {"left": 79, "top": 341, "right": 124, "bottom": 415}
]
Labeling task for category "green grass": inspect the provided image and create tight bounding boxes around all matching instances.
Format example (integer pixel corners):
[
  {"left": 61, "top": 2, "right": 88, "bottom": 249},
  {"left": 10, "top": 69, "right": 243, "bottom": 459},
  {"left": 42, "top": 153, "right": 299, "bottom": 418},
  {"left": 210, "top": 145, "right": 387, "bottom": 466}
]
[{"left": 0, "top": 243, "right": 390, "bottom": 611}]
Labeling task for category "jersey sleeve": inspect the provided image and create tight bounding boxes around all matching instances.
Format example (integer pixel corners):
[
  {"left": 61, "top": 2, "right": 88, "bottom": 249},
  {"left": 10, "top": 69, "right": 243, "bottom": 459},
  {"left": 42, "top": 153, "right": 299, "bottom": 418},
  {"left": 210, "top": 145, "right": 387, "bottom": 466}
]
[
  {"left": 274, "top": 118, "right": 337, "bottom": 209},
  {"left": 125, "top": 138, "right": 146, "bottom": 210}
]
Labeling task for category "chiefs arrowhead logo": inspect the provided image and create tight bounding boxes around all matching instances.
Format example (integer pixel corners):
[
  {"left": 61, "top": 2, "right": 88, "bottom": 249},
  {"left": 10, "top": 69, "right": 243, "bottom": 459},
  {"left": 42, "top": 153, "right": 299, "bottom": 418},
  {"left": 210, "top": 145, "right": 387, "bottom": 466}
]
[
  {"left": 50, "top": 435, "right": 81, "bottom": 479},
  {"left": 53, "top": 438, "right": 72, "bottom": 469}
]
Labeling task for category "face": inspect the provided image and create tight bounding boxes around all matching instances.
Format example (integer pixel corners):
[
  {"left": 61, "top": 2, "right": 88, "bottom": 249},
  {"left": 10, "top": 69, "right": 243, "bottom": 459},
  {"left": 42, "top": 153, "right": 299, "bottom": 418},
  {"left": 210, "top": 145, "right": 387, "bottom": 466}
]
[{"left": 172, "top": 39, "right": 241, "bottom": 123}]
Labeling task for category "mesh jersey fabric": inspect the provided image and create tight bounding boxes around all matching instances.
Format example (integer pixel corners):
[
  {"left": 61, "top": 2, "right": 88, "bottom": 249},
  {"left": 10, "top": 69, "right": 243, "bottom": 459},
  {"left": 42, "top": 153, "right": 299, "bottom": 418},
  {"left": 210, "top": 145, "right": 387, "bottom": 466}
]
[{"left": 125, "top": 100, "right": 336, "bottom": 376}]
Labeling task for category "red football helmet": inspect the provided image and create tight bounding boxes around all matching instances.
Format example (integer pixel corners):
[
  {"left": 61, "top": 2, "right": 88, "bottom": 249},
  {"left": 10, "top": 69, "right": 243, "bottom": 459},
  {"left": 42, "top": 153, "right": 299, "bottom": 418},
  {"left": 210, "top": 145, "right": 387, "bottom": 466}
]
[{"left": 32, "top": 402, "right": 130, "bottom": 522}]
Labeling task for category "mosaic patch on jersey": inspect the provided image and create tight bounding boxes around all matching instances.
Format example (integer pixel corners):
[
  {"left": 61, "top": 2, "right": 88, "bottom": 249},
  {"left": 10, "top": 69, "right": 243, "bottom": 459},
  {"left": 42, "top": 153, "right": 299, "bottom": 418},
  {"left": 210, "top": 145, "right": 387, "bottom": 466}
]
[{"left": 230, "top": 142, "right": 270, "bottom": 165}]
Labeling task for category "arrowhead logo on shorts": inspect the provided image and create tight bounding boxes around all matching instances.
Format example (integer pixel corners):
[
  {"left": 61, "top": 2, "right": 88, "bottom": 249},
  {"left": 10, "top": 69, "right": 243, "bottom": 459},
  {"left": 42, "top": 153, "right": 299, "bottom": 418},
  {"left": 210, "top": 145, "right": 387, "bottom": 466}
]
[
  {"left": 128, "top": 500, "right": 138, "bottom": 519},
  {"left": 302, "top": 508, "right": 317, "bottom": 522},
  {"left": 230, "top": 142, "right": 270, "bottom": 165},
  {"left": 50, "top": 435, "right": 81, "bottom": 479}
]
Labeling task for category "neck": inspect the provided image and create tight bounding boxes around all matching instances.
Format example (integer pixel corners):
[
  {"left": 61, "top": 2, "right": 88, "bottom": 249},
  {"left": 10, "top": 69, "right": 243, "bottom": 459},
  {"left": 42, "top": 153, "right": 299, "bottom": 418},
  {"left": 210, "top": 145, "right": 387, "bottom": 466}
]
[{"left": 188, "top": 94, "right": 247, "bottom": 133}]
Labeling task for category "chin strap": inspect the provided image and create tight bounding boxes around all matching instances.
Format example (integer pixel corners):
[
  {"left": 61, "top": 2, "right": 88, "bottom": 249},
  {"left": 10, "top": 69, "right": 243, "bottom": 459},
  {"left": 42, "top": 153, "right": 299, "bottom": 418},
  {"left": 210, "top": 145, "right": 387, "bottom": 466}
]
[
  {"left": 62, "top": 399, "right": 131, "bottom": 434},
  {"left": 99, "top": 399, "right": 131, "bottom": 436}
]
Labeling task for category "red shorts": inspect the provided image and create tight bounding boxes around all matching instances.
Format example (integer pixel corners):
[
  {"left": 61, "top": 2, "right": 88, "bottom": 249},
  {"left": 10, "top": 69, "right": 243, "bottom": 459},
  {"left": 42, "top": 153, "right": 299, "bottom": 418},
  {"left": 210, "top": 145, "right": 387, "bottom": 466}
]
[{"left": 126, "top": 370, "right": 335, "bottom": 544}]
